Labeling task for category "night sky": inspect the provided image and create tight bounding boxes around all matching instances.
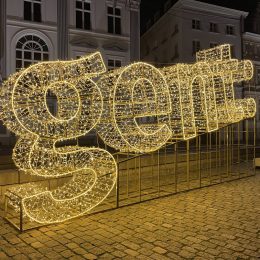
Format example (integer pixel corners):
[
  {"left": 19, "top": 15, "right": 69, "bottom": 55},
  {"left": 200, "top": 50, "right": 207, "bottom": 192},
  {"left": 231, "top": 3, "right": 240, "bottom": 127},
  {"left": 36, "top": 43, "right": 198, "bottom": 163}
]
[{"left": 140, "top": 0, "right": 259, "bottom": 34}]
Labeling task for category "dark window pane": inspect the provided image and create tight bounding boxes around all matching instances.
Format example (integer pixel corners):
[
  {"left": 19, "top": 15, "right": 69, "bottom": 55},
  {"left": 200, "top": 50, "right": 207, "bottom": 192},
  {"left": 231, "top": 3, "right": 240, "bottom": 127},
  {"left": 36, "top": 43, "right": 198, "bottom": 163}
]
[
  {"left": 16, "top": 59, "right": 22, "bottom": 68},
  {"left": 108, "top": 60, "right": 114, "bottom": 67},
  {"left": 16, "top": 42, "right": 22, "bottom": 49},
  {"left": 107, "top": 7, "right": 113, "bottom": 14},
  {"left": 21, "top": 36, "right": 28, "bottom": 43},
  {"left": 24, "top": 1, "right": 32, "bottom": 21},
  {"left": 34, "top": 3, "right": 41, "bottom": 22},
  {"left": 24, "top": 44, "right": 31, "bottom": 50},
  {"left": 38, "top": 39, "right": 45, "bottom": 46},
  {"left": 42, "top": 45, "right": 48, "bottom": 52},
  {"left": 34, "top": 52, "right": 41, "bottom": 60},
  {"left": 84, "top": 2, "right": 90, "bottom": 10},
  {"left": 76, "top": 1, "right": 82, "bottom": 9},
  {"left": 115, "top": 17, "right": 121, "bottom": 34},
  {"left": 24, "top": 61, "right": 31, "bottom": 68},
  {"left": 27, "top": 35, "right": 33, "bottom": 41},
  {"left": 16, "top": 50, "right": 22, "bottom": 58},
  {"left": 76, "top": 10, "right": 83, "bottom": 28},
  {"left": 115, "top": 60, "right": 121, "bottom": 67},
  {"left": 84, "top": 12, "right": 91, "bottom": 30},
  {"left": 108, "top": 16, "right": 113, "bottom": 33},
  {"left": 43, "top": 53, "right": 49, "bottom": 60},
  {"left": 115, "top": 8, "right": 120, "bottom": 16},
  {"left": 24, "top": 51, "right": 31, "bottom": 59}
]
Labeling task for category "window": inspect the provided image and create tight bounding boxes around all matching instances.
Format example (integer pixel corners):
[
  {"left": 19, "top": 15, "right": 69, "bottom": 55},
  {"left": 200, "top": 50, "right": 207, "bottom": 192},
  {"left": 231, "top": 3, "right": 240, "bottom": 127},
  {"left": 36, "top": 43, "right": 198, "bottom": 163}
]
[
  {"left": 16, "top": 35, "right": 49, "bottom": 71},
  {"left": 107, "top": 6, "right": 121, "bottom": 34},
  {"left": 76, "top": 0, "right": 91, "bottom": 30},
  {"left": 24, "top": 0, "right": 41, "bottom": 22},
  {"left": 192, "top": 40, "right": 200, "bottom": 55},
  {"left": 108, "top": 59, "right": 121, "bottom": 70},
  {"left": 210, "top": 22, "right": 218, "bottom": 33},
  {"left": 192, "top": 19, "right": 200, "bottom": 30},
  {"left": 256, "top": 68, "right": 260, "bottom": 85},
  {"left": 226, "top": 25, "right": 235, "bottom": 35},
  {"left": 210, "top": 43, "right": 218, "bottom": 48}
]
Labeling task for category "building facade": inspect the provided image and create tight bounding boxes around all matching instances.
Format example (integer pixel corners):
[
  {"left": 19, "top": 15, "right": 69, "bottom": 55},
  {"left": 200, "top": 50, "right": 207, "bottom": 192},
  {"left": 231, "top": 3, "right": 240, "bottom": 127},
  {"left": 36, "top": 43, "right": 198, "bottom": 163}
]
[
  {"left": 140, "top": 0, "right": 260, "bottom": 142},
  {"left": 0, "top": 0, "right": 141, "bottom": 145},
  {"left": 243, "top": 32, "right": 260, "bottom": 140},
  {"left": 141, "top": 0, "right": 248, "bottom": 65}
]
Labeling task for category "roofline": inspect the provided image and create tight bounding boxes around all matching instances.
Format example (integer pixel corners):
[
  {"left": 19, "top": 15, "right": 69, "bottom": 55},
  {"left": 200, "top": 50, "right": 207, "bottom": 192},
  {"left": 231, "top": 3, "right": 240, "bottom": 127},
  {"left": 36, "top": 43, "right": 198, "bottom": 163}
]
[
  {"left": 142, "top": 0, "right": 249, "bottom": 37},
  {"left": 174, "top": 0, "right": 249, "bottom": 18},
  {"left": 243, "top": 32, "right": 260, "bottom": 42}
]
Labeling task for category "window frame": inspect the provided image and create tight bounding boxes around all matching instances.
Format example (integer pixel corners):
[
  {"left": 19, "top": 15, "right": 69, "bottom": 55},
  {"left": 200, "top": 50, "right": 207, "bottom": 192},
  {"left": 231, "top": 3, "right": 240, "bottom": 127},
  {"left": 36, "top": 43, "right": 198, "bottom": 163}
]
[
  {"left": 24, "top": 0, "right": 42, "bottom": 22},
  {"left": 226, "top": 25, "right": 235, "bottom": 35},
  {"left": 107, "top": 58, "right": 122, "bottom": 70},
  {"left": 192, "top": 40, "right": 200, "bottom": 55},
  {"left": 107, "top": 6, "right": 122, "bottom": 35},
  {"left": 209, "top": 22, "right": 218, "bottom": 33},
  {"left": 15, "top": 35, "right": 49, "bottom": 71},
  {"left": 192, "top": 19, "right": 201, "bottom": 30},
  {"left": 75, "top": 0, "right": 91, "bottom": 30}
]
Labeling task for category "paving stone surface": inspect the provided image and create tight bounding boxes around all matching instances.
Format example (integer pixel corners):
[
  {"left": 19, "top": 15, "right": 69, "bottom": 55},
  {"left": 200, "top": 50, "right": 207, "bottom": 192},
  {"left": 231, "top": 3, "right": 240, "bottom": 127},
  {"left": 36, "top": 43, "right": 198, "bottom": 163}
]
[{"left": 0, "top": 174, "right": 259, "bottom": 259}]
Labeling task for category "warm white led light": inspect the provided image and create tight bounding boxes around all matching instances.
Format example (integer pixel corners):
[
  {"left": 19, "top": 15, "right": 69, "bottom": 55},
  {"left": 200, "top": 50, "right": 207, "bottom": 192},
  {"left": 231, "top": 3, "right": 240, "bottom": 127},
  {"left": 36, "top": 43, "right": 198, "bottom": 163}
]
[
  {"left": 0, "top": 45, "right": 256, "bottom": 224},
  {"left": 96, "top": 62, "right": 172, "bottom": 153},
  {"left": 0, "top": 53, "right": 117, "bottom": 223}
]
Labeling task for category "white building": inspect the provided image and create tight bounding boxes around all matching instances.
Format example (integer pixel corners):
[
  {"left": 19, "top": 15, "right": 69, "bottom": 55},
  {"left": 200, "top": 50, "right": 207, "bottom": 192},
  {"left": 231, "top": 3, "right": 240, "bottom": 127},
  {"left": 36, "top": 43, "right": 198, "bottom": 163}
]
[
  {"left": 0, "top": 0, "right": 141, "bottom": 145},
  {"left": 140, "top": 0, "right": 260, "bottom": 143},
  {"left": 141, "top": 0, "right": 248, "bottom": 65}
]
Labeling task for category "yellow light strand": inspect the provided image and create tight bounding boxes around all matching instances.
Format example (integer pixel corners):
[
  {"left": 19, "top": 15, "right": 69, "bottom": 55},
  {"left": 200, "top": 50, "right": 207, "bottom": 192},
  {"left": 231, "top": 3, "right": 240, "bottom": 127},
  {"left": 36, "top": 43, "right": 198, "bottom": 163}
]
[
  {"left": 0, "top": 45, "right": 256, "bottom": 224},
  {"left": 0, "top": 52, "right": 117, "bottom": 223}
]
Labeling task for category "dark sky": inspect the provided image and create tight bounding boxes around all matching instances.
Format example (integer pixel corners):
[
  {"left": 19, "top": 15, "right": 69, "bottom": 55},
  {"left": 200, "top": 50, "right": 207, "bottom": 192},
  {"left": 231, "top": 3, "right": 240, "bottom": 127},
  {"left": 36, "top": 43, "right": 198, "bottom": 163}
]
[{"left": 140, "top": 0, "right": 259, "bottom": 34}]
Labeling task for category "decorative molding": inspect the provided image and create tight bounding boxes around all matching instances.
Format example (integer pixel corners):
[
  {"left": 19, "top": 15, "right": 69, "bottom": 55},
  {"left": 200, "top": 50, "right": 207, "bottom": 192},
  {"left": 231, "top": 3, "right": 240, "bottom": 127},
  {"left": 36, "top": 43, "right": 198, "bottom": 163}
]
[
  {"left": 102, "top": 43, "right": 128, "bottom": 52},
  {"left": 70, "top": 38, "right": 98, "bottom": 49}
]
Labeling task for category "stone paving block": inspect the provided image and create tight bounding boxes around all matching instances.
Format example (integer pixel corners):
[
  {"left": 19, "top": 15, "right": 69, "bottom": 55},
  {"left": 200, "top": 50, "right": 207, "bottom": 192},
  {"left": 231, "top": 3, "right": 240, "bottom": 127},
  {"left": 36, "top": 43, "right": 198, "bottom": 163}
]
[
  {"left": 0, "top": 251, "right": 8, "bottom": 259},
  {"left": 60, "top": 249, "right": 75, "bottom": 258},
  {"left": 0, "top": 174, "right": 259, "bottom": 259},
  {"left": 97, "top": 253, "right": 114, "bottom": 259},
  {"left": 122, "top": 241, "right": 140, "bottom": 250},
  {"left": 124, "top": 248, "right": 139, "bottom": 257},
  {"left": 152, "top": 246, "right": 167, "bottom": 254}
]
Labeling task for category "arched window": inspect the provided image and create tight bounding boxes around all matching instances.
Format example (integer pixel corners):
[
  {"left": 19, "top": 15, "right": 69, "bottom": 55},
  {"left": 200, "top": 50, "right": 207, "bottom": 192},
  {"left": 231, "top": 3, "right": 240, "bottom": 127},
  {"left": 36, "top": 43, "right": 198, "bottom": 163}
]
[{"left": 16, "top": 35, "right": 49, "bottom": 71}]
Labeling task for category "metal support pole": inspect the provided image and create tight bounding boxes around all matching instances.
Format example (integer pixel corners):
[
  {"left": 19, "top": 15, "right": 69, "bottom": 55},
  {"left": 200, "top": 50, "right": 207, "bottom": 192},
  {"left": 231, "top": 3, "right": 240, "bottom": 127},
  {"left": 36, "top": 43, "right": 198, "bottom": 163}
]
[
  {"left": 209, "top": 132, "right": 212, "bottom": 182},
  {"left": 238, "top": 123, "right": 241, "bottom": 177},
  {"left": 20, "top": 201, "right": 23, "bottom": 232},
  {"left": 187, "top": 140, "right": 190, "bottom": 189},
  {"left": 116, "top": 154, "right": 119, "bottom": 208},
  {"left": 139, "top": 155, "right": 141, "bottom": 202},
  {"left": 198, "top": 135, "right": 201, "bottom": 187},
  {"left": 158, "top": 150, "right": 160, "bottom": 196},
  {"left": 174, "top": 142, "right": 178, "bottom": 193},
  {"left": 254, "top": 117, "right": 256, "bottom": 175}
]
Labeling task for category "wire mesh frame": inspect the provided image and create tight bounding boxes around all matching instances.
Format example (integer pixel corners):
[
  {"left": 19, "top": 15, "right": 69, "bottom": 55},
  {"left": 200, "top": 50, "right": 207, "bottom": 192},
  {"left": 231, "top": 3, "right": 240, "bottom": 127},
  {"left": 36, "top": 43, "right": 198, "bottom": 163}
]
[
  {"left": 116, "top": 118, "right": 256, "bottom": 208},
  {"left": 3, "top": 118, "right": 256, "bottom": 232}
]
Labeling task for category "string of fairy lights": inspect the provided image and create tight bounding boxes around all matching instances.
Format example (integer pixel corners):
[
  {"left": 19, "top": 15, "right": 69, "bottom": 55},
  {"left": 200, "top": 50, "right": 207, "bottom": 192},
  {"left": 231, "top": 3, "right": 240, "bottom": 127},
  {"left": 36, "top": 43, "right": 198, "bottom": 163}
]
[{"left": 0, "top": 44, "right": 256, "bottom": 224}]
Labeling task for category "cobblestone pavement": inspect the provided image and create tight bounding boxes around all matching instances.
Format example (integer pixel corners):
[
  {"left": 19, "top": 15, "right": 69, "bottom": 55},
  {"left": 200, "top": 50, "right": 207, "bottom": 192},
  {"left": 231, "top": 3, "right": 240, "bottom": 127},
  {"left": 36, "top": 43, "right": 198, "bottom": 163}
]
[{"left": 0, "top": 174, "right": 259, "bottom": 260}]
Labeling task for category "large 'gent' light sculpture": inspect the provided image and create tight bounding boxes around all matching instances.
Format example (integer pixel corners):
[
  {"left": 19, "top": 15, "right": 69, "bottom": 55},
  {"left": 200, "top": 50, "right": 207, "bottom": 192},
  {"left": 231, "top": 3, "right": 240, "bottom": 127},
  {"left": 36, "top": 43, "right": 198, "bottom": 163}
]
[
  {"left": 0, "top": 44, "right": 256, "bottom": 224},
  {"left": 0, "top": 53, "right": 117, "bottom": 223}
]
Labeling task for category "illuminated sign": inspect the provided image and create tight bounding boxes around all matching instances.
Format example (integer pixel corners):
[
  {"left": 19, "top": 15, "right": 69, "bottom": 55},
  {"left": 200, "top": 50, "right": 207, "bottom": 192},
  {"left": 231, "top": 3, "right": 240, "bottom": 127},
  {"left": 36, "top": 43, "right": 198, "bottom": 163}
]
[{"left": 0, "top": 45, "right": 255, "bottom": 224}]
